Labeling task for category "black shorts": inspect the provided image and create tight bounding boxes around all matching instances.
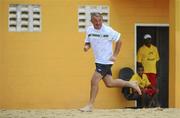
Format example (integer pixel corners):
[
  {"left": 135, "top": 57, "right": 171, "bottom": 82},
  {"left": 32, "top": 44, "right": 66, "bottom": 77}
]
[{"left": 95, "top": 63, "right": 113, "bottom": 78}]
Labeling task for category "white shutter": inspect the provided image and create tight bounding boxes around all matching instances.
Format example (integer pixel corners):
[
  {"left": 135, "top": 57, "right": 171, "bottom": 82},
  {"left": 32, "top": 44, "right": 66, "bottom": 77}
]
[
  {"left": 78, "top": 5, "right": 110, "bottom": 32},
  {"left": 8, "top": 4, "right": 41, "bottom": 32}
]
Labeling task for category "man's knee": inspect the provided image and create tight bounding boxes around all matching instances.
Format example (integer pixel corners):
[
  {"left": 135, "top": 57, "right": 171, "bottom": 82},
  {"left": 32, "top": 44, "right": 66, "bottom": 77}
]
[
  {"left": 105, "top": 81, "right": 113, "bottom": 88},
  {"left": 103, "top": 75, "right": 114, "bottom": 88}
]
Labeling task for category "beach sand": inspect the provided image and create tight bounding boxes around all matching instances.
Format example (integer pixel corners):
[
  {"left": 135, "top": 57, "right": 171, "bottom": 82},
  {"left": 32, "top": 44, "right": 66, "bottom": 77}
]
[{"left": 0, "top": 108, "right": 180, "bottom": 118}]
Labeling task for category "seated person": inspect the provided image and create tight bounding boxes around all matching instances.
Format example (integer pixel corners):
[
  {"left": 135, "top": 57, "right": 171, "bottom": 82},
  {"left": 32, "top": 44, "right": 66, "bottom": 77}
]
[{"left": 130, "top": 65, "right": 157, "bottom": 108}]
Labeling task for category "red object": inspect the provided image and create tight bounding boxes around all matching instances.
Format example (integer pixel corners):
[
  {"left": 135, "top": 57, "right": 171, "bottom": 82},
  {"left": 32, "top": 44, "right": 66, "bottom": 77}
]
[
  {"left": 144, "top": 73, "right": 158, "bottom": 96},
  {"left": 145, "top": 73, "right": 157, "bottom": 87},
  {"left": 143, "top": 88, "right": 157, "bottom": 96}
]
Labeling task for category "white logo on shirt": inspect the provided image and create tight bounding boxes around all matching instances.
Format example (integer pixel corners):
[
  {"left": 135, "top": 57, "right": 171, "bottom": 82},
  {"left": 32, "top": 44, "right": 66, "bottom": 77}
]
[{"left": 98, "top": 69, "right": 102, "bottom": 71}]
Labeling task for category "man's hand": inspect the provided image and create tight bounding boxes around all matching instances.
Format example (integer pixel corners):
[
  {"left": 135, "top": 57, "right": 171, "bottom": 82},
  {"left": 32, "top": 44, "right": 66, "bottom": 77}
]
[
  {"left": 109, "top": 55, "right": 117, "bottom": 62},
  {"left": 84, "top": 44, "right": 90, "bottom": 52}
]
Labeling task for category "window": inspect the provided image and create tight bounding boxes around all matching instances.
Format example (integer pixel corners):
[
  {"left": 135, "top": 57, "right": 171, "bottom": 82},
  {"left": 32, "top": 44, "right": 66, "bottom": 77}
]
[
  {"left": 9, "top": 4, "right": 41, "bottom": 32},
  {"left": 78, "top": 5, "right": 109, "bottom": 32}
]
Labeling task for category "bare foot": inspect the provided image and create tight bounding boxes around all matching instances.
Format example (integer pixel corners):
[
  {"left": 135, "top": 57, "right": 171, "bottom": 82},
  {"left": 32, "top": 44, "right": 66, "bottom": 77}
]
[
  {"left": 130, "top": 81, "right": 142, "bottom": 95},
  {"left": 79, "top": 105, "right": 93, "bottom": 112}
]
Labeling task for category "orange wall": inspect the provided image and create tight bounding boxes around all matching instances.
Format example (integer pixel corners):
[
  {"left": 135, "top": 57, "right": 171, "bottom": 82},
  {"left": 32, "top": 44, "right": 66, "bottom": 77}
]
[
  {"left": 175, "top": 0, "right": 180, "bottom": 107},
  {"left": 169, "top": 0, "right": 176, "bottom": 107},
  {"left": 169, "top": 0, "right": 180, "bottom": 108},
  {"left": 0, "top": 1, "right": 3, "bottom": 105},
  {"left": 0, "top": 0, "right": 169, "bottom": 108}
]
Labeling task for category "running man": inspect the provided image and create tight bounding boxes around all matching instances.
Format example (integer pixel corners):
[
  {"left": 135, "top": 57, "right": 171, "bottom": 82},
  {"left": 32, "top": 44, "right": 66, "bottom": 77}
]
[{"left": 80, "top": 13, "right": 142, "bottom": 112}]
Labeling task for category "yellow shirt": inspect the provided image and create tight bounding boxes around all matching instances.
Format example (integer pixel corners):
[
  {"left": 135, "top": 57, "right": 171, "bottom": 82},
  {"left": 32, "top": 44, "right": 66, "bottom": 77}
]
[
  {"left": 130, "top": 73, "right": 151, "bottom": 89},
  {"left": 137, "top": 45, "right": 160, "bottom": 73}
]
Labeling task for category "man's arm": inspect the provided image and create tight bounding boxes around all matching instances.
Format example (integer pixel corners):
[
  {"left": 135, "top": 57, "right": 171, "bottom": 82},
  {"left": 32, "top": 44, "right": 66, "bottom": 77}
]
[
  {"left": 110, "top": 40, "right": 122, "bottom": 62},
  {"left": 84, "top": 43, "right": 91, "bottom": 52}
]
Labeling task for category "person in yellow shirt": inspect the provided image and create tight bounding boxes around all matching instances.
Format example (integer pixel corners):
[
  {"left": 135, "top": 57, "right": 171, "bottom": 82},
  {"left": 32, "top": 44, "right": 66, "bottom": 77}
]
[
  {"left": 137, "top": 34, "right": 160, "bottom": 87},
  {"left": 130, "top": 67, "right": 151, "bottom": 90},
  {"left": 130, "top": 65, "right": 157, "bottom": 107}
]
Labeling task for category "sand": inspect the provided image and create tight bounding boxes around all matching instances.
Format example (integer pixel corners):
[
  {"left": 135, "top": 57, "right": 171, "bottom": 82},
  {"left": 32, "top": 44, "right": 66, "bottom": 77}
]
[{"left": 0, "top": 108, "right": 180, "bottom": 118}]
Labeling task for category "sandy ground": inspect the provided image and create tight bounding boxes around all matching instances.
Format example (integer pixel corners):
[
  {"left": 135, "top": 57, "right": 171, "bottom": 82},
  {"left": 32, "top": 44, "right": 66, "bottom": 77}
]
[{"left": 0, "top": 108, "right": 180, "bottom": 118}]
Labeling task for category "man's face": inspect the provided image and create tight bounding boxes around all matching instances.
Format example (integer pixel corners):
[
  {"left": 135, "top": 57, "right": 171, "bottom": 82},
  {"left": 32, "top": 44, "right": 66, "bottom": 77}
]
[
  {"left": 137, "top": 67, "right": 144, "bottom": 77},
  {"left": 144, "top": 38, "right": 152, "bottom": 47},
  {"left": 91, "top": 16, "right": 103, "bottom": 30}
]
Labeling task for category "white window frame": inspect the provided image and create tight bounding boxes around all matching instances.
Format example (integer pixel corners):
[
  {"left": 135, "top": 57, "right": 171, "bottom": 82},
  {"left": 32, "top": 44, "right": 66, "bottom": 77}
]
[
  {"left": 78, "top": 5, "right": 110, "bottom": 32},
  {"left": 8, "top": 4, "right": 41, "bottom": 32}
]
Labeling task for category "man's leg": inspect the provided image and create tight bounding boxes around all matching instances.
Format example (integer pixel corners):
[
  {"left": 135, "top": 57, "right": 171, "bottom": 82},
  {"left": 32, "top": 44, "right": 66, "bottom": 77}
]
[
  {"left": 144, "top": 94, "right": 152, "bottom": 108},
  {"left": 102, "top": 75, "right": 142, "bottom": 95},
  {"left": 80, "top": 71, "right": 102, "bottom": 112},
  {"left": 151, "top": 93, "right": 160, "bottom": 107}
]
